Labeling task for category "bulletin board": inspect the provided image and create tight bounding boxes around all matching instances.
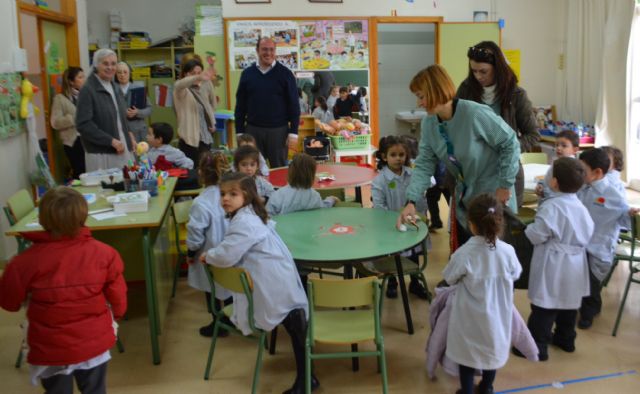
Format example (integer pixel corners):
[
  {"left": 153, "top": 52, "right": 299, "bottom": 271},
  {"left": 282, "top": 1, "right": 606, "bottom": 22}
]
[
  {"left": 224, "top": 18, "right": 372, "bottom": 110},
  {"left": 0, "top": 73, "right": 24, "bottom": 140},
  {"left": 438, "top": 22, "right": 501, "bottom": 88}
]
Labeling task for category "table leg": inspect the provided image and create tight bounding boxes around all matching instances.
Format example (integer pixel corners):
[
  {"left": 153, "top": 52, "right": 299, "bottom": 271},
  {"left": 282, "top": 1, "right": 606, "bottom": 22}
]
[
  {"left": 143, "top": 229, "right": 162, "bottom": 364},
  {"left": 355, "top": 186, "right": 362, "bottom": 204},
  {"left": 395, "top": 254, "right": 414, "bottom": 334}
]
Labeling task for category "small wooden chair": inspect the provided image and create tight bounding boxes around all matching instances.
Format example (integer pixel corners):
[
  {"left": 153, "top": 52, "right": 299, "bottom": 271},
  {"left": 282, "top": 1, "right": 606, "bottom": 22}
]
[
  {"left": 611, "top": 214, "right": 640, "bottom": 336},
  {"left": 170, "top": 199, "right": 193, "bottom": 297}
]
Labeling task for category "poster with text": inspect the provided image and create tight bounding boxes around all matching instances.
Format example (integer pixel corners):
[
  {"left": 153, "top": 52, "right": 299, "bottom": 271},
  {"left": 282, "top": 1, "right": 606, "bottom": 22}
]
[
  {"left": 228, "top": 20, "right": 299, "bottom": 71},
  {"left": 299, "top": 20, "right": 369, "bottom": 70}
]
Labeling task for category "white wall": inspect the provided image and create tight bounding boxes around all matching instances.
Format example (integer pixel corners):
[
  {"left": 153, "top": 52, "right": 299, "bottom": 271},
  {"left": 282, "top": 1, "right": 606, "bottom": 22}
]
[
  {"left": 86, "top": 0, "right": 221, "bottom": 46},
  {"left": 221, "top": 0, "right": 564, "bottom": 114},
  {"left": 0, "top": 1, "right": 33, "bottom": 261}
]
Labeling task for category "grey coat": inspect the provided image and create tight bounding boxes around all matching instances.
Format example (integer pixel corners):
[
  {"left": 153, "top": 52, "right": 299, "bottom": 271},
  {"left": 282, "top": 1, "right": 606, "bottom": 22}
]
[
  {"left": 76, "top": 73, "right": 133, "bottom": 154},
  {"left": 121, "top": 87, "right": 152, "bottom": 142},
  {"left": 457, "top": 80, "right": 540, "bottom": 153}
]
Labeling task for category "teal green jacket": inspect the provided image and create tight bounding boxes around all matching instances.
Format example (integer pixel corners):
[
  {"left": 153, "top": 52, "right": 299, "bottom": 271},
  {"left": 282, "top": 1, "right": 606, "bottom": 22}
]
[{"left": 406, "top": 99, "right": 520, "bottom": 229}]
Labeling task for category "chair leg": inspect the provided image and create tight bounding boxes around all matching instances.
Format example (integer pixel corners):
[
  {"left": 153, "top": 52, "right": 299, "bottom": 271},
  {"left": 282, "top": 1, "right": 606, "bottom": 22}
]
[
  {"left": 378, "top": 341, "right": 389, "bottom": 394},
  {"left": 602, "top": 257, "right": 619, "bottom": 288},
  {"left": 379, "top": 276, "right": 388, "bottom": 317},
  {"left": 305, "top": 344, "right": 312, "bottom": 394},
  {"left": 14, "top": 342, "right": 23, "bottom": 368},
  {"left": 269, "top": 326, "right": 278, "bottom": 354},
  {"left": 251, "top": 333, "right": 266, "bottom": 394},
  {"left": 351, "top": 344, "right": 359, "bottom": 371},
  {"left": 612, "top": 271, "right": 634, "bottom": 336},
  {"left": 116, "top": 335, "right": 125, "bottom": 353},
  {"left": 204, "top": 321, "right": 221, "bottom": 380},
  {"left": 417, "top": 273, "right": 432, "bottom": 303}
]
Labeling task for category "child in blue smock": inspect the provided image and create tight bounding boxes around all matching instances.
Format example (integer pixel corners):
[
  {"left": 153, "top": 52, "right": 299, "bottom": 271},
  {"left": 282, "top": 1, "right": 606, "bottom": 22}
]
[
  {"left": 372, "top": 135, "right": 430, "bottom": 300},
  {"left": 602, "top": 145, "right": 627, "bottom": 197},
  {"left": 267, "top": 153, "right": 338, "bottom": 216},
  {"left": 202, "top": 172, "right": 317, "bottom": 394},
  {"left": 186, "top": 151, "right": 231, "bottom": 337},
  {"left": 577, "top": 148, "right": 638, "bottom": 329},
  {"left": 236, "top": 133, "right": 269, "bottom": 176},
  {"left": 535, "top": 130, "right": 579, "bottom": 202},
  {"left": 522, "top": 157, "right": 594, "bottom": 361},
  {"left": 444, "top": 194, "right": 521, "bottom": 394},
  {"left": 234, "top": 145, "right": 274, "bottom": 202}
]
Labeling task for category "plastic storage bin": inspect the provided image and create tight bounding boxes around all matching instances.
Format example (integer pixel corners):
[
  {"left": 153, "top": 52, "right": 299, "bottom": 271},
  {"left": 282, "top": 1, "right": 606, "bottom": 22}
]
[{"left": 329, "top": 134, "right": 371, "bottom": 150}]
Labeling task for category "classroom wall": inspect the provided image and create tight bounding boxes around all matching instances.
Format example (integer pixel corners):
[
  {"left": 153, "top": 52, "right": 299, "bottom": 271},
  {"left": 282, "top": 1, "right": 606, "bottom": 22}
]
[
  {"left": 220, "top": 0, "right": 563, "bottom": 112},
  {"left": 86, "top": 0, "right": 221, "bottom": 46},
  {"left": 0, "top": 1, "right": 32, "bottom": 261}
]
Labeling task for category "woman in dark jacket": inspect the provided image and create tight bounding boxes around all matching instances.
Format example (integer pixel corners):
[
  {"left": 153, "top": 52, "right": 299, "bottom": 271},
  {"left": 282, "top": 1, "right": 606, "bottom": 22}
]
[
  {"left": 76, "top": 49, "right": 134, "bottom": 172},
  {"left": 456, "top": 41, "right": 539, "bottom": 207}
]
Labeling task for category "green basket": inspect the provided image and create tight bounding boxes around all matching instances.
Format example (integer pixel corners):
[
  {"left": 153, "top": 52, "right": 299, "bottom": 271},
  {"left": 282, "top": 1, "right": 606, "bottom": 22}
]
[{"left": 329, "top": 134, "right": 371, "bottom": 150}]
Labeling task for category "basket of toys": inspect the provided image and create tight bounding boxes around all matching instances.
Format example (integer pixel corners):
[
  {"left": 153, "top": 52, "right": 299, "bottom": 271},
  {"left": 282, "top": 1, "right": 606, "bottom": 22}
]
[{"left": 315, "top": 118, "right": 371, "bottom": 150}]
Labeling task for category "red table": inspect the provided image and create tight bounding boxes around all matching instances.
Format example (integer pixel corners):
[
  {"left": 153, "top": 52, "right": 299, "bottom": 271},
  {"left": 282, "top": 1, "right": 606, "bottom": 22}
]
[{"left": 267, "top": 163, "right": 377, "bottom": 203}]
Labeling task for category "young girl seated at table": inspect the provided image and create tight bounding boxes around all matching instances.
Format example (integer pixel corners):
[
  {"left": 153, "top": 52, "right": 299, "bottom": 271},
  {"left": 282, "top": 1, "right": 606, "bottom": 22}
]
[
  {"left": 372, "top": 135, "right": 430, "bottom": 300},
  {"left": 234, "top": 145, "right": 274, "bottom": 202},
  {"left": 444, "top": 194, "right": 522, "bottom": 394},
  {"left": 0, "top": 187, "right": 127, "bottom": 393},
  {"left": 237, "top": 133, "right": 269, "bottom": 176},
  {"left": 201, "top": 172, "right": 317, "bottom": 394},
  {"left": 266, "top": 153, "right": 338, "bottom": 216},
  {"left": 186, "top": 151, "right": 232, "bottom": 337}
]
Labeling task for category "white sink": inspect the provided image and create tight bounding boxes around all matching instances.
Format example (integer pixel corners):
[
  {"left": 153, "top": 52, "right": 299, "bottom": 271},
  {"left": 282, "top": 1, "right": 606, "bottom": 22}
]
[{"left": 396, "top": 110, "right": 427, "bottom": 125}]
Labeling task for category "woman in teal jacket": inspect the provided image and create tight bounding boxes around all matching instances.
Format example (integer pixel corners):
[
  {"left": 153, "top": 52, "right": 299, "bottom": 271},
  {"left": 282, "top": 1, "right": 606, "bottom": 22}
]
[{"left": 398, "top": 64, "right": 520, "bottom": 248}]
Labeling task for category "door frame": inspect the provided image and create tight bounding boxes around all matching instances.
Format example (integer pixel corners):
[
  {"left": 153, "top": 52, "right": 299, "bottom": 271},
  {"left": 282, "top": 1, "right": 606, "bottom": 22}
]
[
  {"left": 369, "top": 16, "right": 443, "bottom": 147},
  {"left": 16, "top": 0, "right": 79, "bottom": 179}
]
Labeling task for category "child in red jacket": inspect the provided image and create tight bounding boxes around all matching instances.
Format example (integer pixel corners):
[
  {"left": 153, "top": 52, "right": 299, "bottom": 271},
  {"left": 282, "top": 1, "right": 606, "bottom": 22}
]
[{"left": 0, "top": 186, "right": 127, "bottom": 393}]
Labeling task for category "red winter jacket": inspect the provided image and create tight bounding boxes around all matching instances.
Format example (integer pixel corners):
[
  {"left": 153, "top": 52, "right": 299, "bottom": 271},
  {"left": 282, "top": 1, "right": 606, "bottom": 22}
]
[{"left": 0, "top": 227, "right": 127, "bottom": 365}]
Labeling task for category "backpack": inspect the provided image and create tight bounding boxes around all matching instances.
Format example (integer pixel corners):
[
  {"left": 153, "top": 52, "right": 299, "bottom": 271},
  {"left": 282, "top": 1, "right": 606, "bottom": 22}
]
[{"left": 501, "top": 207, "right": 533, "bottom": 290}]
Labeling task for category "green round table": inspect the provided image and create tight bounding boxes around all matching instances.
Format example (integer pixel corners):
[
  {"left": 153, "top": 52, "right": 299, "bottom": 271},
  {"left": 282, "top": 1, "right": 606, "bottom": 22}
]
[{"left": 275, "top": 207, "right": 428, "bottom": 334}]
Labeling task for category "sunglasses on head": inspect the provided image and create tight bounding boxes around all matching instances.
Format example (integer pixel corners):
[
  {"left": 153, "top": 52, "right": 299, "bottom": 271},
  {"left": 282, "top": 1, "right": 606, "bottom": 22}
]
[{"left": 467, "top": 46, "right": 495, "bottom": 64}]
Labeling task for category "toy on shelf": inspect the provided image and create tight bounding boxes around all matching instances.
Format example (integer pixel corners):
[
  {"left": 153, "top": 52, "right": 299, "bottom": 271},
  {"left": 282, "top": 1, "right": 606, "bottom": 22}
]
[{"left": 20, "top": 78, "right": 40, "bottom": 119}]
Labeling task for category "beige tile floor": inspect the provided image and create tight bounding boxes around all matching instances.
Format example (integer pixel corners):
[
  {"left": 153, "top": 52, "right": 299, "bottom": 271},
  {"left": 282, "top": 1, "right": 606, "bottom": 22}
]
[{"left": 1, "top": 193, "right": 639, "bottom": 393}]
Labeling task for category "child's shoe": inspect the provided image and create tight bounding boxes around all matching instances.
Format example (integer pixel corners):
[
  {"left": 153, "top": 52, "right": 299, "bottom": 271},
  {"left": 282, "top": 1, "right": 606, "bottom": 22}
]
[
  {"left": 511, "top": 346, "right": 548, "bottom": 361},
  {"left": 577, "top": 317, "right": 593, "bottom": 329},
  {"left": 386, "top": 276, "right": 398, "bottom": 299},
  {"left": 551, "top": 336, "right": 575, "bottom": 353},
  {"left": 408, "top": 277, "right": 430, "bottom": 300},
  {"left": 199, "top": 318, "right": 230, "bottom": 338}
]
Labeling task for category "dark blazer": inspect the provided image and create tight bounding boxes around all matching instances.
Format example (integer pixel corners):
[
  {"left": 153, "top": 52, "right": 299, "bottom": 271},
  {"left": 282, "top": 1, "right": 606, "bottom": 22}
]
[{"left": 76, "top": 73, "right": 133, "bottom": 154}]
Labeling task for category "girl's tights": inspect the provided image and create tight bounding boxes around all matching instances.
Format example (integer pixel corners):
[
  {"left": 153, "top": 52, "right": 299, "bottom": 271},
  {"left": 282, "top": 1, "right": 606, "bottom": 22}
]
[{"left": 458, "top": 365, "right": 496, "bottom": 394}]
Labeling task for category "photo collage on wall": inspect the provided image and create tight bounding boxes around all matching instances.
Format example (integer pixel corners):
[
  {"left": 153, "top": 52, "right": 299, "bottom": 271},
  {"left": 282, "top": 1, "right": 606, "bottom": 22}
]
[
  {"left": 0, "top": 73, "right": 24, "bottom": 139},
  {"left": 228, "top": 20, "right": 368, "bottom": 71}
]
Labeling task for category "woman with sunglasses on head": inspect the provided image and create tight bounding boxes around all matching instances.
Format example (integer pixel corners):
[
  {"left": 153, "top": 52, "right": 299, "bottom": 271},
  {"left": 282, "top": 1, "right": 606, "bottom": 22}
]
[
  {"left": 457, "top": 41, "right": 539, "bottom": 207},
  {"left": 398, "top": 64, "right": 520, "bottom": 249}
]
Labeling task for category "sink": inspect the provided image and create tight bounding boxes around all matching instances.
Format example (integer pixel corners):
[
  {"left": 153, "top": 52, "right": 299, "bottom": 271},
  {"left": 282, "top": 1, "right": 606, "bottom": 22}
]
[
  {"left": 396, "top": 110, "right": 427, "bottom": 134},
  {"left": 396, "top": 110, "right": 427, "bottom": 125}
]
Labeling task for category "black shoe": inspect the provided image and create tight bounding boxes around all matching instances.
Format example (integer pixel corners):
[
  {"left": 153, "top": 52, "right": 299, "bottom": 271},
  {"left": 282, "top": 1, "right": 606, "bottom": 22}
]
[
  {"left": 386, "top": 279, "right": 398, "bottom": 299},
  {"left": 512, "top": 346, "right": 548, "bottom": 361},
  {"left": 430, "top": 220, "right": 443, "bottom": 230},
  {"left": 282, "top": 375, "right": 320, "bottom": 394},
  {"left": 552, "top": 337, "right": 575, "bottom": 353},
  {"left": 409, "top": 279, "right": 430, "bottom": 300},
  {"left": 199, "top": 319, "right": 230, "bottom": 338},
  {"left": 577, "top": 318, "right": 593, "bottom": 330}
]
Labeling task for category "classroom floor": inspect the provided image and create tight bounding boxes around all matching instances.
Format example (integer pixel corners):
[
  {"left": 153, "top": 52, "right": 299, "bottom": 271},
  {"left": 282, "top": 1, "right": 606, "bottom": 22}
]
[{"left": 1, "top": 191, "right": 639, "bottom": 394}]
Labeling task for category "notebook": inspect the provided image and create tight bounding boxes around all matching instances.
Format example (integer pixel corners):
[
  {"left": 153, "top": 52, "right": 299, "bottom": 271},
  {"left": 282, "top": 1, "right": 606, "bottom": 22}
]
[{"left": 129, "top": 85, "right": 146, "bottom": 109}]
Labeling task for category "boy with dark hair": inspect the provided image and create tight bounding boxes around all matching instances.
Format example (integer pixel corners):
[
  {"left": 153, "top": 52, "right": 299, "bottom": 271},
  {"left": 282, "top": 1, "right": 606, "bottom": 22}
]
[
  {"left": 520, "top": 157, "right": 594, "bottom": 361},
  {"left": 536, "top": 129, "right": 580, "bottom": 202},
  {"left": 332, "top": 86, "right": 357, "bottom": 119},
  {"left": 146, "top": 122, "right": 194, "bottom": 169},
  {"left": 577, "top": 148, "right": 638, "bottom": 329}
]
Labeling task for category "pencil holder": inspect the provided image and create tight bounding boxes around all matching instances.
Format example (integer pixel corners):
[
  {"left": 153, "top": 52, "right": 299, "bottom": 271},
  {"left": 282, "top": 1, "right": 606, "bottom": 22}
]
[
  {"left": 124, "top": 178, "right": 139, "bottom": 193},
  {"left": 139, "top": 178, "right": 158, "bottom": 196}
]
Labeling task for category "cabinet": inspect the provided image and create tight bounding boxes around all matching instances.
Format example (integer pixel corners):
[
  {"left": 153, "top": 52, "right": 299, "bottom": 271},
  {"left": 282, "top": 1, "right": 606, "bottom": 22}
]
[{"left": 116, "top": 42, "right": 194, "bottom": 130}]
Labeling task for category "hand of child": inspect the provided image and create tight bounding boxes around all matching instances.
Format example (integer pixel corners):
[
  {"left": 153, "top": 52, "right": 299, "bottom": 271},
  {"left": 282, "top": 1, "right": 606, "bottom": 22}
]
[
  {"left": 629, "top": 207, "right": 640, "bottom": 216},
  {"left": 495, "top": 188, "right": 511, "bottom": 204},
  {"left": 398, "top": 203, "right": 417, "bottom": 230},
  {"left": 328, "top": 196, "right": 340, "bottom": 205},
  {"left": 199, "top": 254, "right": 208, "bottom": 264}
]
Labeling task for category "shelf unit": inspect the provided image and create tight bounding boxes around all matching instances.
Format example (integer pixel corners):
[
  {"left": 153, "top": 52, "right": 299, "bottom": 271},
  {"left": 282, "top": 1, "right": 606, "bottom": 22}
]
[{"left": 116, "top": 42, "right": 195, "bottom": 130}]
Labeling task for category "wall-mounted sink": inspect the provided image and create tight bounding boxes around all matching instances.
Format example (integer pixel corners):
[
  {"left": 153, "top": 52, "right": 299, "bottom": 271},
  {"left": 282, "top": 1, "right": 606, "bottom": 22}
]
[{"left": 396, "top": 110, "right": 427, "bottom": 133}]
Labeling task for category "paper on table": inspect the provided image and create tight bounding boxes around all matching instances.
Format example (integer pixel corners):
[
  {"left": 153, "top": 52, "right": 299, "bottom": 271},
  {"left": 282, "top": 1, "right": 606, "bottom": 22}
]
[
  {"left": 92, "top": 212, "right": 127, "bottom": 221},
  {"left": 26, "top": 222, "right": 42, "bottom": 228}
]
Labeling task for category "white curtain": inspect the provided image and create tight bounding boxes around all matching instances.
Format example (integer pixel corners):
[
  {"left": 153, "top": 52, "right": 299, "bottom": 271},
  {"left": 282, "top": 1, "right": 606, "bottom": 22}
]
[
  {"left": 626, "top": 3, "right": 640, "bottom": 186},
  {"left": 560, "top": 0, "right": 607, "bottom": 123}
]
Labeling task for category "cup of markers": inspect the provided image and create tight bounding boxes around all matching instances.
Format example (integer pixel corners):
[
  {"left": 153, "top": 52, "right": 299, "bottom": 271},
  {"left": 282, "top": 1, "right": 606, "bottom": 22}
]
[{"left": 123, "top": 159, "right": 165, "bottom": 197}]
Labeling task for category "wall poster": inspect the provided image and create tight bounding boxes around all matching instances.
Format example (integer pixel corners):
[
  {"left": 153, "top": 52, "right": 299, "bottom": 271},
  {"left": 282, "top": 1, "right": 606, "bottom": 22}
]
[{"left": 227, "top": 19, "right": 369, "bottom": 72}]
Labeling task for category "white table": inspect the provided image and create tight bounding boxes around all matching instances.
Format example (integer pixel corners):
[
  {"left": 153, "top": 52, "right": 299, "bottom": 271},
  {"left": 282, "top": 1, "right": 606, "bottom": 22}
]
[
  {"left": 332, "top": 145, "right": 376, "bottom": 165},
  {"left": 523, "top": 163, "right": 550, "bottom": 192}
]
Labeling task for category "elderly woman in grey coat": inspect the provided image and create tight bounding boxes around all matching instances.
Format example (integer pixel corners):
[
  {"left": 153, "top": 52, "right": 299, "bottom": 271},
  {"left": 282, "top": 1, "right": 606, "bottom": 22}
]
[
  {"left": 115, "top": 61, "right": 152, "bottom": 143},
  {"left": 76, "top": 49, "right": 134, "bottom": 171}
]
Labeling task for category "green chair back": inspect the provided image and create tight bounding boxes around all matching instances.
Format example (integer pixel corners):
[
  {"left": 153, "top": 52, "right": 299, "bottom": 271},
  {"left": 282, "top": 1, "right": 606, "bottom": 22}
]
[
  {"left": 7, "top": 189, "right": 34, "bottom": 223},
  {"left": 311, "top": 277, "right": 376, "bottom": 308},
  {"left": 211, "top": 266, "right": 253, "bottom": 295},
  {"left": 173, "top": 199, "right": 192, "bottom": 224},
  {"left": 520, "top": 152, "right": 548, "bottom": 165},
  {"left": 334, "top": 201, "right": 362, "bottom": 208}
]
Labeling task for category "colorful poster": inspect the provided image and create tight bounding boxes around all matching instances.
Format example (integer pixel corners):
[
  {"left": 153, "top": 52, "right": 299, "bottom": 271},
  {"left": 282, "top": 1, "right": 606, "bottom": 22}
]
[
  {"left": 228, "top": 21, "right": 299, "bottom": 71},
  {"left": 0, "top": 73, "right": 24, "bottom": 139},
  {"left": 299, "top": 20, "right": 369, "bottom": 70}
]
